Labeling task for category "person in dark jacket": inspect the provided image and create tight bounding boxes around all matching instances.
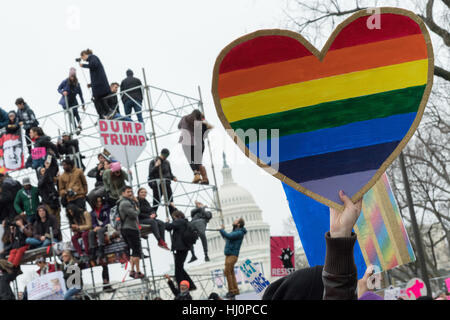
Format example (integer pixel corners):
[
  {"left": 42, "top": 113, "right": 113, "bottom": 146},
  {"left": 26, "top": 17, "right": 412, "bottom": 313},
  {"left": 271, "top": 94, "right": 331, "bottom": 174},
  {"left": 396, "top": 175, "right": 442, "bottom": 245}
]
[
  {"left": 26, "top": 206, "right": 59, "bottom": 248},
  {"left": 88, "top": 196, "right": 110, "bottom": 262},
  {"left": 120, "top": 69, "right": 144, "bottom": 123},
  {"left": 165, "top": 210, "right": 196, "bottom": 291},
  {"left": 58, "top": 68, "right": 85, "bottom": 132},
  {"left": 219, "top": 217, "right": 247, "bottom": 298},
  {"left": 15, "top": 98, "right": 39, "bottom": 152},
  {"left": 79, "top": 49, "right": 112, "bottom": 119},
  {"left": 5, "top": 111, "right": 20, "bottom": 135},
  {"left": 0, "top": 264, "right": 19, "bottom": 300},
  {"left": 178, "top": 109, "right": 213, "bottom": 184},
  {"left": 0, "top": 108, "right": 8, "bottom": 130},
  {"left": 164, "top": 274, "right": 193, "bottom": 300},
  {"left": 0, "top": 215, "right": 33, "bottom": 272},
  {"left": 188, "top": 201, "right": 210, "bottom": 263},
  {"left": 136, "top": 188, "right": 169, "bottom": 250},
  {"left": 28, "top": 127, "right": 59, "bottom": 178},
  {"left": 148, "top": 148, "right": 177, "bottom": 214},
  {"left": 86, "top": 153, "right": 109, "bottom": 209},
  {"left": 0, "top": 174, "right": 22, "bottom": 225},
  {"left": 37, "top": 162, "right": 61, "bottom": 226},
  {"left": 105, "top": 82, "right": 120, "bottom": 115},
  {"left": 322, "top": 190, "right": 362, "bottom": 300},
  {"left": 56, "top": 132, "right": 85, "bottom": 171},
  {"left": 118, "top": 186, "right": 144, "bottom": 279}
]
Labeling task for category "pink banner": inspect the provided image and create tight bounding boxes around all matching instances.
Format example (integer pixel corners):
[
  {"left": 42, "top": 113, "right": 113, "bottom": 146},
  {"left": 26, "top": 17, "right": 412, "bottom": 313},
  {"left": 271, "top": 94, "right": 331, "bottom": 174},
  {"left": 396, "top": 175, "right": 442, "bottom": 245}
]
[
  {"left": 31, "top": 147, "right": 46, "bottom": 160},
  {"left": 270, "top": 236, "right": 295, "bottom": 277}
]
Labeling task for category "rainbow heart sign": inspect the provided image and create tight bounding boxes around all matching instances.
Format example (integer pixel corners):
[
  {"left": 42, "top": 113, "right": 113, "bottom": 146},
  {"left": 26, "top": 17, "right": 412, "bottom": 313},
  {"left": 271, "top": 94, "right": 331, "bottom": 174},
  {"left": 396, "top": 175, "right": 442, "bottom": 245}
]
[{"left": 212, "top": 8, "right": 434, "bottom": 210}]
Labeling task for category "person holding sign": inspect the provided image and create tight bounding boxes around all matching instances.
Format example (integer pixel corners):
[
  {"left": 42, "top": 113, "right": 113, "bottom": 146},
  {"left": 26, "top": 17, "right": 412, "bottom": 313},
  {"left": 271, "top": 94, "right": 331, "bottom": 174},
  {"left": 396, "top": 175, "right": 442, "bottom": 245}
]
[{"left": 219, "top": 218, "right": 247, "bottom": 299}]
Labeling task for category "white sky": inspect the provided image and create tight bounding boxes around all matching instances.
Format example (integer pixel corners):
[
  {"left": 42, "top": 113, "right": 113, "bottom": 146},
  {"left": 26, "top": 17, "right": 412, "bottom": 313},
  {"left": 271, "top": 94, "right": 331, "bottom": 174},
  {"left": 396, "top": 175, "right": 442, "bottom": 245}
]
[{"left": 1, "top": 0, "right": 295, "bottom": 290}]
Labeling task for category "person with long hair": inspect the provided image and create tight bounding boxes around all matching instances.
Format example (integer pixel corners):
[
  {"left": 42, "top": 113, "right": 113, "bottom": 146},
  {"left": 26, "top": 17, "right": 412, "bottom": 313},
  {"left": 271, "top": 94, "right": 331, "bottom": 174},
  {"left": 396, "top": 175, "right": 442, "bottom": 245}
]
[
  {"left": 165, "top": 210, "right": 196, "bottom": 291},
  {"left": 136, "top": 188, "right": 169, "bottom": 250},
  {"left": 58, "top": 68, "right": 85, "bottom": 132},
  {"left": 178, "top": 109, "right": 213, "bottom": 184},
  {"left": 66, "top": 203, "right": 92, "bottom": 261},
  {"left": 28, "top": 127, "right": 59, "bottom": 178},
  {"left": 79, "top": 49, "right": 112, "bottom": 119}
]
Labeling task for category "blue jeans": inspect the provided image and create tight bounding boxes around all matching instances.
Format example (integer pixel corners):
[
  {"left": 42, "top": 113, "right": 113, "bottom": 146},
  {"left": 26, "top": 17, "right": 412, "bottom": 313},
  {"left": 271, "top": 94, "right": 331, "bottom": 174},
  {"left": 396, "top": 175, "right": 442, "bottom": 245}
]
[
  {"left": 25, "top": 237, "right": 56, "bottom": 249},
  {"left": 124, "top": 99, "right": 143, "bottom": 123},
  {"left": 64, "top": 287, "right": 82, "bottom": 300}
]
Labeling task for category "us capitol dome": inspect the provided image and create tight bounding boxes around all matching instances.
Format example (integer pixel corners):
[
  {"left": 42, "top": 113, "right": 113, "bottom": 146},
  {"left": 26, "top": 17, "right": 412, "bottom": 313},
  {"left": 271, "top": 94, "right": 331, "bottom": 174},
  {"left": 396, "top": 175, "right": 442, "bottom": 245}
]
[{"left": 186, "top": 153, "right": 272, "bottom": 297}]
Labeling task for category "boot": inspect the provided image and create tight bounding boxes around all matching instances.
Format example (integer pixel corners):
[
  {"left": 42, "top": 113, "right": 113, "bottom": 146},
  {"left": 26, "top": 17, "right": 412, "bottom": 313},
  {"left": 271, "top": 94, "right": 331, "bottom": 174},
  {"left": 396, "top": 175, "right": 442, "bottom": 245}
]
[
  {"left": 192, "top": 171, "right": 202, "bottom": 183},
  {"left": 199, "top": 165, "right": 209, "bottom": 185},
  {"left": 204, "top": 254, "right": 210, "bottom": 262},
  {"left": 188, "top": 254, "right": 198, "bottom": 263}
]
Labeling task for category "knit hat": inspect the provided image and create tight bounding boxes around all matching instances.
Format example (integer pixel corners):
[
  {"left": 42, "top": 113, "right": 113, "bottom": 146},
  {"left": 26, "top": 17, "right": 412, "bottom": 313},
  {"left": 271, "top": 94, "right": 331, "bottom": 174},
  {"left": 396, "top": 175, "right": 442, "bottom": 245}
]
[
  {"left": 69, "top": 67, "right": 76, "bottom": 77},
  {"left": 262, "top": 265, "right": 324, "bottom": 300},
  {"left": 126, "top": 69, "right": 133, "bottom": 77},
  {"left": 111, "top": 162, "right": 121, "bottom": 172},
  {"left": 22, "top": 177, "right": 31, "bottom": 186},
  {"left": 180, "top": 280, "right": 190, "bottom": 289}
]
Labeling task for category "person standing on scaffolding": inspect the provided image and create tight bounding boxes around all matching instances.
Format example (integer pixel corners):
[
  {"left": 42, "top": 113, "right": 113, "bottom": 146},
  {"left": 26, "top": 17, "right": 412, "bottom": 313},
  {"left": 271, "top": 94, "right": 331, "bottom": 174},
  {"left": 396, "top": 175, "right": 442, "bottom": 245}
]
[
  {"left": 56, "top": 132, "right": 86, "bottom": 171},
  {"left": 78, "top": 49, "right": 113, "bottom": 119},
  {"left": 58, "top": 68, "right": 85, "bottom": 134},
  {"left": 120, "top": 69, "right": 144, "bottom": 123}
]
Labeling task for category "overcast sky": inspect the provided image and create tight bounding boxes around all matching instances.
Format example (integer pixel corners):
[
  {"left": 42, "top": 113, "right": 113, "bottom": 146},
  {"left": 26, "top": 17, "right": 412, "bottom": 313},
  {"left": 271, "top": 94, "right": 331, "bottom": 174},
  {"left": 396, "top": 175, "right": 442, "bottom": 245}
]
[{"left": 2, "top": 0, "right": 297, "bottom": 289}]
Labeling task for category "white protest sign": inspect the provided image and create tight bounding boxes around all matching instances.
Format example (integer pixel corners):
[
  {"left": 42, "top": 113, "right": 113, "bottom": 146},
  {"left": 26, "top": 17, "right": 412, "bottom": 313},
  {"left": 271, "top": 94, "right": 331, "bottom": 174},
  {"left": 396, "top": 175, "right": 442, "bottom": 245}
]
[
  {"left": 384, "top": 285, "right": 401, "bottom": 300},
  {"left": 28, "top": 271, "right": 67, "bottom": 300},
  {"left": 98, "top": 119, "right": 146, "bottom": 168},
  {"left": 239, "top": 259, "right": 270, "bottom": 295}
]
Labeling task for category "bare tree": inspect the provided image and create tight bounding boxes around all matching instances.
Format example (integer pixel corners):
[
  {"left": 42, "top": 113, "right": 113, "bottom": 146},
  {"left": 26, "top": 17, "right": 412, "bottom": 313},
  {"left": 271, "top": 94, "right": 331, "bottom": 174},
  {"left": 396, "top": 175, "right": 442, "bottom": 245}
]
[{"left": 283, "top": 0, "right": 450, "bottom": 282}]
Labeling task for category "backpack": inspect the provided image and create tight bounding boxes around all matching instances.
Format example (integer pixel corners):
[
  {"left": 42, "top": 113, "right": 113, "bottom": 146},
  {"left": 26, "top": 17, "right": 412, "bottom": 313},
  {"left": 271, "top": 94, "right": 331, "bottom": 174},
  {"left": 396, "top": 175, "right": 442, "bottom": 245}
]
[
  {"left": 182, "top": 221, "right": 199, "bottom": 248},
  {"left": 203, "top": 210, "right": 212, "bottom": 223},
  {"left": 110, "top": 204, "right": 122, "bottom": 231}
]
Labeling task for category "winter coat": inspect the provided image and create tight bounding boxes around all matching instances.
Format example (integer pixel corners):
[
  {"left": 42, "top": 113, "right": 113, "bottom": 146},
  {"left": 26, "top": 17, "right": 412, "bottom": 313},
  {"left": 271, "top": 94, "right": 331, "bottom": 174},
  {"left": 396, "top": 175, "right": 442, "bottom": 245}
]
[
  {"left": 30, "top": 135, "right": 60, "bottom": 175},
  {"left": 14, "top": 187, "right": 40, "bottom": 217},
  {"left": 148, "top": 157, "right": 175, "bottom": 186},
  {"left": 57, "top": 138, "right": 85, "bottom": 171},
  {"left": 0, "top": 178, "right": 22, "bottom": 223},
  {"left": 120, "top": 76, "right": 143, "bottom": 103},
  {"left": 0, "top": 108, "right": 10, "bottom": 129},
  {"left": 16, "top": 104, "right": 39, "bottom": 130},
  {"left": 58, "top": 78, "right": 85, "bottom": 107},
  {"left": 10, "top": 223, "right": 33, "bottom": 249},
  {"left": 118, "top": 197, "right": 140, "bottom": 231},
  {"left": 90, "top": 205, "right": 111, "bottom": 228},
  {"left": 220, "top": 227, "right": 247, "bottom": 257},
  {"left": 0, "top": 269, "right": 17, "bottom": 300},
  {"left": 102, "top": 169, "right": 128, "bottom": 200},
  {"left": 165, "top": 218, "right": 189, "bottom": 252},
  {"left": 190, "top": 207, "right": 210, "bottom": 234},
  {"left": 167, "top": 279, "right": 192, "bottom": 300},
  {"left": 32, "top": 213, "right": 60, "bottom": 240},
  {"left": 58, "top": 167, "right": 88, "bottom": 202},
  {"left": 37, "top": 168, "right": 60, "bottom": 210},
  {"left": 137, "top": 197, "right": 153, "bottom": 220},
  {"left": 322, "top": 232, "right": 358, "bottom": 300},
  {"left": 81, "top": 54, "right": 110, "bottom": 98},
  {"left": 87, "top": 164, "right": 105, "bottom": 188}
]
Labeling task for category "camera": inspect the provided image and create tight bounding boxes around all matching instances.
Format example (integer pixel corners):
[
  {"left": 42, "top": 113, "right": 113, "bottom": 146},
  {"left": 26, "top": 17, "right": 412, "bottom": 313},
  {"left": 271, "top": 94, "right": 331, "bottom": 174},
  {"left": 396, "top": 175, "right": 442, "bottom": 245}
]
[
  {"left": 67, "top": 189, "right": 76, "bottom": 197},
  {"left": 75, "top": 58, "right": 81, "bottom": 62}
]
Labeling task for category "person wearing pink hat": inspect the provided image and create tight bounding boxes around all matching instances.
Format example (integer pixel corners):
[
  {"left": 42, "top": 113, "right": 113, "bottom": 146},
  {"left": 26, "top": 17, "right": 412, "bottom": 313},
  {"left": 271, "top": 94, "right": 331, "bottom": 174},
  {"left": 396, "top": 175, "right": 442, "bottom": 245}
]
[
  {"left": 102, "top": 162, "right": 129, "bottom": 206},
  {"left": 58, "top": 67, "right": 85, "bottom": 133}
]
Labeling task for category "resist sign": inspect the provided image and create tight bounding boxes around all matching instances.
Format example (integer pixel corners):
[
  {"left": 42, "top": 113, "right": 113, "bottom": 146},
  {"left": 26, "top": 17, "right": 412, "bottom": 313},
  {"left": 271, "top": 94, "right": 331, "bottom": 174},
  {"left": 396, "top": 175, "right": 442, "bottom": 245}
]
[{"left": 98, "top": 119, "right": 146, "bottom": 167}]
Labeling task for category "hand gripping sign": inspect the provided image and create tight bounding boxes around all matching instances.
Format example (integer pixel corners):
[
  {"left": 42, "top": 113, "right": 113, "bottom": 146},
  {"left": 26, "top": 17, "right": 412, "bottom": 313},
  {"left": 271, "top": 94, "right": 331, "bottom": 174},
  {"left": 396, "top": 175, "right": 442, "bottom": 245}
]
[{"left": 98, "top": 120, "right": 146, "bottom": 168}]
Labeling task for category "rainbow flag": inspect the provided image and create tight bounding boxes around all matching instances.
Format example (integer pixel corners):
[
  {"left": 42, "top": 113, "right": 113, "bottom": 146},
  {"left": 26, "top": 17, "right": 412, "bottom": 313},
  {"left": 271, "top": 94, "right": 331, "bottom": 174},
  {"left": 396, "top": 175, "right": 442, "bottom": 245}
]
[
  {"left": 214, "top": 12, "right": 431, "bottom": 206},
  {"left": 355, "top": 174, "right": 415, "bottom": 270}
]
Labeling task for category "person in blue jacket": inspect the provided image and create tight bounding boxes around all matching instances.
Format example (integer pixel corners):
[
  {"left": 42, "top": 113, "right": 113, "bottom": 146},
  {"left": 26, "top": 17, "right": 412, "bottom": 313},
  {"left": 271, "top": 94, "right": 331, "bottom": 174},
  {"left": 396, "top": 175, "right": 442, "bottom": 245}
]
[
  {"left": 0, "top": 108, "right": 9, "bottom": 130},
  {"left": 219, "top": 217, "right": 247, "bottom": 299},
  {"left": 58, "top": 68, "right": 85, "bottom": 132},
  {"left": 79, "top": 49, "right": 112, "bottom": 119}
]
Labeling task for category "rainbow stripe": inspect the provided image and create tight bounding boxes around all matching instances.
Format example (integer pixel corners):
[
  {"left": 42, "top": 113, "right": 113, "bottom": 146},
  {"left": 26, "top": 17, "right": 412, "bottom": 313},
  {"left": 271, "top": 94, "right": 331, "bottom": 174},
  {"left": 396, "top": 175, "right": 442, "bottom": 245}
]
[
  {"left": 355, "top": 173, "right": 415, "bottom": 271},
  {"left": 217, "top": 13, "right": 429, "bottom": 204}
]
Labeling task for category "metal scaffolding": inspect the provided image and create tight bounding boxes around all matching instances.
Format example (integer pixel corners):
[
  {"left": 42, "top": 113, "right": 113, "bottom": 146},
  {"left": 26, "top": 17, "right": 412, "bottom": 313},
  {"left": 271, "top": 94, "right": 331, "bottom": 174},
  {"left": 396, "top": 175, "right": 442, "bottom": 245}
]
[{"left": 8, "top": 68, "right": 224, "bottom": 300}]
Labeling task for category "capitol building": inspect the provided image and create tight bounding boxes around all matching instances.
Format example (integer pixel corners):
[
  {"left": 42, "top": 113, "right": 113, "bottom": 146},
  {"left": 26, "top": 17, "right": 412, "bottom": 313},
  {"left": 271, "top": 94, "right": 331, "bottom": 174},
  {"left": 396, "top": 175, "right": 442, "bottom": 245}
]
[{"left": 186, "top": 154, "right": 273, "bottom": 299}]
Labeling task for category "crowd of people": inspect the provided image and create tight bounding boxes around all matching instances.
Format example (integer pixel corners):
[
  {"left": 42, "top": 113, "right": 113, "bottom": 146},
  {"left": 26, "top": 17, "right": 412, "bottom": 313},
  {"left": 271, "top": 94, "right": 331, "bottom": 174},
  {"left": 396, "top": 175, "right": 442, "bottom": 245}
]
[{"left": 0, "top": 48, "right": 225, "bottom": 300}]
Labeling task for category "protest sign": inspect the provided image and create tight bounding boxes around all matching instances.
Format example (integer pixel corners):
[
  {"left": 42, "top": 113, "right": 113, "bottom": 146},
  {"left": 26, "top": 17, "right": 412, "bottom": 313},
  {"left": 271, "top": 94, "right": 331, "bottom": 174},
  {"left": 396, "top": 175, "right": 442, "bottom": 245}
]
[
  {"left": 28, "top": 271, "right": 67, "bottom": 300},
  {"left": 97, "top": 119, "right": 146, "bottom": 168},
  {"left": 239, "top": 259, "right": 270, "bottom": 295},
  {"left": 405, "top": 277, "right": 427, "bottom": 300},
  {"left": 0, "top": 129, "right": 28, "bottom": 173},
  {"left": 270, "top": 236, "right": 295, "bottom": 277}
]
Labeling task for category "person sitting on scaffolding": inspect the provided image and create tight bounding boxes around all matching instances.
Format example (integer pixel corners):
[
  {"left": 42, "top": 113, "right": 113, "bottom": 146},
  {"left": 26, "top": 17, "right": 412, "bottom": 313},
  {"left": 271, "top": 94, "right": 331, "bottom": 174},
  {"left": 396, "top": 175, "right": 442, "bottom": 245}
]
[
  {"left": 66, "top": 203, "right": 92, "bottom": 263},
  {"left": 136, "top": 187, "right": 170, "bottom": 250},
  {"left": 86, "top": 152, "right": 110, "bottom": 209},
  {"left": 88, "top": 196, "right": 110, "bottom": 264},
  {"left": 147, "top": 148, "right": 177, "bottom": 215},
  {"left": 78, "top": 49, "right": 114, "bottom": 119},
  {"left": 15, "top": 98, "right": 39, "bottom": 153},
  {"left": 178, "top": 109, "right": 213, "bottom": 184},
  {"left": 105, "top": 82, "right": 132, "bottom": 121},
  {"left": 57, "top": 132, "right": 86, "bottom": 171},
  {"left": 25, "top": 206, "right": 60, "bottom": 249},
  {"left": 58, "top": 67, "right": 85, "bottom": 134},
  {"left": 102, "top": 162, "right": 129, "bottom": 208},
  {"left": 120, "top": 69, "right": 144, "bottom": 123},
  {"left": 27, "top": 127, "right": 60, "bottom": 179}
]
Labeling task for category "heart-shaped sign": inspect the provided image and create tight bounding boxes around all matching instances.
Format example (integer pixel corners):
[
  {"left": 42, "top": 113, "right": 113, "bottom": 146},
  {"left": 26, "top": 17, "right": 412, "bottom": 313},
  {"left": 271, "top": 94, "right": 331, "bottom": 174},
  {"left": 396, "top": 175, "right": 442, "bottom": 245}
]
[{"left": 212, "top": 8, "right": 433, "bottom": 210}]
